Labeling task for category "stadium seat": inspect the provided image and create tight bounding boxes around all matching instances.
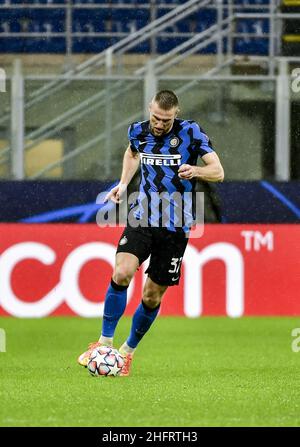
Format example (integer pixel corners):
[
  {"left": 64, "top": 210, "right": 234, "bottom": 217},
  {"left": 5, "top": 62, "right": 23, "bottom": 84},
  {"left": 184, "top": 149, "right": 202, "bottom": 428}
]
[
  {"left": 73, "top": 8, "right": 108, "bottom": 33},
  {"left": 128, "top": 39, "right": 150, "bottom": 54},
  {"left": 110, "top": 8, "right": 149, "bottom": 33},
  {"left": 236, "top": 18, "right": 269, "bottom": 36},
  {"left": 73, "top": 36, "right": 107, "bottom": 53},
  {"left": 235, "top": 38, "right": 268, "bottom": 56},
  {"left": 109, "top": 0, "right": 148, "bottom": 4},
  {"left": 73, "top": 0, "right": 102, "bottom": 4},
  {"left": 9, "top": 0, "right": 64, "bottom": 3},
  {"left": 157, "top": 0, "right": 181, "bottom": 4},
  {"left": 34, "top": 1, "right": 66, "bottom": 4},
  {"left": 0, "top": 37, "right": 25, "bottom": 53},
  {"left": 26, "top": 8, "right": 65, "bottom": 33},
  {"left": 234, "top": 0, "right": 269, "bottom": 4}
]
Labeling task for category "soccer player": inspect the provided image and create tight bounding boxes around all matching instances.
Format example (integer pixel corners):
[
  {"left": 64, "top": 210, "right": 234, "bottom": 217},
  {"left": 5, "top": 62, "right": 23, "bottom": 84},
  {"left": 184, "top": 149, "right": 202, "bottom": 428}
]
[{"left": 78, "top": 90, "right": 224, "bottom": 376}]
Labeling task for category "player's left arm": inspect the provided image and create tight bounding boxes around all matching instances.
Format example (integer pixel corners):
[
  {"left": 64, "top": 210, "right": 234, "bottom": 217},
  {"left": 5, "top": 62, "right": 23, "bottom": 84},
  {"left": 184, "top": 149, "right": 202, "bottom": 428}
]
[{"left": 178, "top": 152, "right": 224, "bottom": 182}]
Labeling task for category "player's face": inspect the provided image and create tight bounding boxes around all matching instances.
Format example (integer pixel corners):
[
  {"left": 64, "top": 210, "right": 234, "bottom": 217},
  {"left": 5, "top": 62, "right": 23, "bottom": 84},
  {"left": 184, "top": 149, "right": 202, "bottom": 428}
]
[{"left": 149, "top": 101, "right": 178, "bottom": 137}]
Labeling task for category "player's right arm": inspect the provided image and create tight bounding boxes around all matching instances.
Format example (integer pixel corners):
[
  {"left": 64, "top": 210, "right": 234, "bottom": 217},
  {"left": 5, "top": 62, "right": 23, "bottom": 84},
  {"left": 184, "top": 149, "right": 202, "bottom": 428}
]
[{"left": 104, "top": 144, "right": 140, "bottom": 204}]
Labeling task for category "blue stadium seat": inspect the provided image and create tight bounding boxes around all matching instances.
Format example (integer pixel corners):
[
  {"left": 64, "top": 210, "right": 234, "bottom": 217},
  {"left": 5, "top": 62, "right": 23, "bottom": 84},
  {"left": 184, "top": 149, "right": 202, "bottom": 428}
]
[
  {"left": 13, "top": 7, "right": 65, "bottom": 53},
  {"left": 157, "top": 36, "right": 185, "bottom": 53},
  {"left": 25, "top": 8, "right": 65, "bottom": 32},
  {"left": 156, "top": 0, "right": 181, "bottom": 4},
  {"left": 109, "top": 0, "right": 148, "bottom": 4},
  {"left": 73, "top": 0, "right": 137, "bottom": 3},
  {"left": 128, "top": 39, "right": 149, "bottom": 54},
  {"left": 110, "top": 8, "right": 135, "bottom": 22},
  {"left": 157, "top": 7, "right": 217, "bottom": 34},
  {"left": 71, "top": 0, "right": 99, "bottom": 4},
  {"left": 9, "top": 0, "right": 64, "bottom": 3},
  {"left": 34, "top": 1, "right": 66, "bottom": 4},
  {"left": 234, "top": 0, "right": 269, "bottom": 5},
  {"left": 201, "top": 42, "right": 217, "bottom": 55},
  {"left": 73, "top": 37, "right": 103, "bottom": 53},
  {"left": 0, "top": 38, "right": 26, "bottom": 53},
  {"left": 73, "top": 8, "right": 109, "bottom": 32},
  {"left": 156, "top": 8, "right": 169, "bottom": 18},
  {"left": 110, "top": 8, "right": 149, "bottom": 33},
  {"left": 195, "top": 9, "right": 217, "bottom": 28},
  {"left": 156, "top": 8, "right": 179, "bottom": 33},
  {"left": 0, "top": 8, "right": 23, "bottom": 34},
  {"left": 156, "top": 36, "right": 218, "bottom": 55},
  {"left": 235, "top": 38, "right": 268, "bottom": 56},
  {"left": 25, "top": 36, "right": 65, "bottom": 53},
  {"left": 236, "top": 18, "right": 269, "bottom": 35},
  {"left": 73, "top": 36, "right": 107, "bottom": 53}
]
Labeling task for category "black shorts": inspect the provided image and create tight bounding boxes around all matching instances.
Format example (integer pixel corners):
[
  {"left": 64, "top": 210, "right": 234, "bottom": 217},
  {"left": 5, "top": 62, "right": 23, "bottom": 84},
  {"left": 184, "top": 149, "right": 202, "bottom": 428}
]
[{"left": 116, "top": 226, "right": 189, "bottom": 286}]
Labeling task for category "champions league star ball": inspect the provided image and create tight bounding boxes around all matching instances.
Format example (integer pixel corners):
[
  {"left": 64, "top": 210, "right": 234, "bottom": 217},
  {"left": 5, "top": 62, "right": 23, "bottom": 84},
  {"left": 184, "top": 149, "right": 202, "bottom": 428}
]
[{"left": 87, "top": 346, "right": 124, "bottom": 377}]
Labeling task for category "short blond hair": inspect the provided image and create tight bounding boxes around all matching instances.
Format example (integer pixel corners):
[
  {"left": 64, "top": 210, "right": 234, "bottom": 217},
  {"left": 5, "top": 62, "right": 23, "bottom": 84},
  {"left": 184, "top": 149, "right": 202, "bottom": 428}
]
[{"left": 153, "top": 90, "right": 179, "bottom": 110}]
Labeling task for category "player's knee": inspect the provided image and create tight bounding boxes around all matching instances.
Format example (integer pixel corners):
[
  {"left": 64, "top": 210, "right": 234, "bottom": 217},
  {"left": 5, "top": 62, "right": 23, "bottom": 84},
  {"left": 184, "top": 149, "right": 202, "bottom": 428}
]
[
  {"left": 143, "top": 288, "right": 162, "bottom": 308},
  {"left": 113, "top": 266, "right": 134, "bottom": 286}
]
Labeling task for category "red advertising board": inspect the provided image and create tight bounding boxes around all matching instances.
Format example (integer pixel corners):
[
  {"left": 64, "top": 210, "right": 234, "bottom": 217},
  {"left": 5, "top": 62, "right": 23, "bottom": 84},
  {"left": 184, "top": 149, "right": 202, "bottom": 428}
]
[{"left": 0, "top": 224, "right": 299, "bottom": 317}]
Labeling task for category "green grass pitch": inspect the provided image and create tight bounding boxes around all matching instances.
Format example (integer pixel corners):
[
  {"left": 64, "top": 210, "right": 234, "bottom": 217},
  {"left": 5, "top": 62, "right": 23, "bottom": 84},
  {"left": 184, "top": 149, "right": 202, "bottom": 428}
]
[{"left": 0, "top": 316, "right": 300, "bottom": 427}]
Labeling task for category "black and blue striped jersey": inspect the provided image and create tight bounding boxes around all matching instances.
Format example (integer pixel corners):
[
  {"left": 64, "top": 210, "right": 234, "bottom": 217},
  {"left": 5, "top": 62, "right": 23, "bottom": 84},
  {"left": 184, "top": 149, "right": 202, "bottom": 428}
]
[{"left": 127, "top": 118, "right": 214, "bottom": 232}]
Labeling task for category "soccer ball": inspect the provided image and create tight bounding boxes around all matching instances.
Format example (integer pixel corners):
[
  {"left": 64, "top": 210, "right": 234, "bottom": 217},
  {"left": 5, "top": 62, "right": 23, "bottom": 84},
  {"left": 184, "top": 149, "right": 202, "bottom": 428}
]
[{"left": 87, "top": 346, "right": 124, "bottom": 377}]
